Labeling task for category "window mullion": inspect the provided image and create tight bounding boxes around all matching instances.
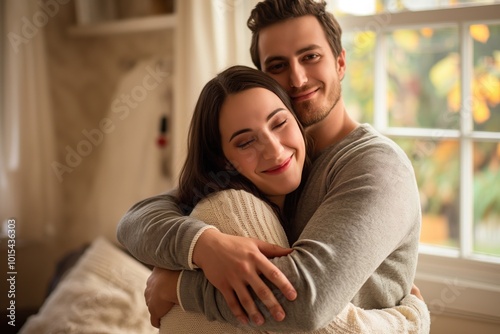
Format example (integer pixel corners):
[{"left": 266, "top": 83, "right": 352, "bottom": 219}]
[{"left": 459, "top": 22, "right": 474, "bottom": 259}]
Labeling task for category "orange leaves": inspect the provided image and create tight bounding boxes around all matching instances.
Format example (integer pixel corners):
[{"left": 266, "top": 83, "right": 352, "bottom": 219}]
[
  {"left": 473, "top": 74, "right": 500, "bottom": 124},
  {"left": 470, "top": 24, "right": 490, "bottom": 44},
  {"left": 430, "top": 53, "right": 460, "bottom": 96},
  {"left": 392, "top": 30, "right": 421, "bottom": 51}
]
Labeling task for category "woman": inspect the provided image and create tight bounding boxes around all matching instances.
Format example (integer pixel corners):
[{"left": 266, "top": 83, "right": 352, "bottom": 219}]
[{"left": 141, "top": 65, "right": 429, "bottom": 333}]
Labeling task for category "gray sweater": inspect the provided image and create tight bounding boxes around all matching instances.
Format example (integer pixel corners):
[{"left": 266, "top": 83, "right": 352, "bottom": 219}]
[{"left": 117, "top": 124, "right": 422, "bottom": 331}]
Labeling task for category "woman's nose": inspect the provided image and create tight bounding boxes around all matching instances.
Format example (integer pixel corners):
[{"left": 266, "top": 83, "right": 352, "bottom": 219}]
[{"left": 260, "top": 133, "right": 284, "bottom": 160}]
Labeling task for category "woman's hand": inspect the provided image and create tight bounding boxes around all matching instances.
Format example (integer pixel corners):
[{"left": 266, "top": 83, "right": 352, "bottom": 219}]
[
  {"left": 144, "top": 267, "right": 180, "bottom": 328},
  {"left": 192, "top": 229, "right": 297, "bottom": 326}
]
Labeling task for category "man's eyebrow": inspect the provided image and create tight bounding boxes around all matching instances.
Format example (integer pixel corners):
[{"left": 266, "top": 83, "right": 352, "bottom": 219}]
[
  {"left": 263, "top": 44, "right": 322, "bottom": 67},
  {"left": 229, "top": 108, "right": 286, "bottom": 142}
]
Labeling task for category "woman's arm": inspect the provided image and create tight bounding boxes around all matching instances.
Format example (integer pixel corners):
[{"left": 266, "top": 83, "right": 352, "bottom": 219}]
[{"left": 327, "top": 294, "right": 430, "bottom": 334}]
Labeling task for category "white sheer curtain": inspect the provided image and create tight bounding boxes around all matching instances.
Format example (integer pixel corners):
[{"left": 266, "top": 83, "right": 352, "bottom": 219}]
[
  {"left": 171, "top": 0, "right": 259, "bottom": 180},
  {"left": 0, "top": 0, "right": 61, "bottom": 241}
]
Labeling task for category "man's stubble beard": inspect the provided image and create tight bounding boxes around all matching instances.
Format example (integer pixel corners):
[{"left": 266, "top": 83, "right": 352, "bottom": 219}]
[{"left": 295, "top": 83, "right": 342, "bottom": 128}]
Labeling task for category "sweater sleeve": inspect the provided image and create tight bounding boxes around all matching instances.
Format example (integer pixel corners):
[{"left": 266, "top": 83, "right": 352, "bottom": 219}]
[
  {"left": 177, "top": 190, "right": 429, "bottom": 333},
  {"left": 116, "top": 188, "right": 216, "bottom": 269},
  {"left": 326, "top": 295, "right": 430, "bottom": 334}
]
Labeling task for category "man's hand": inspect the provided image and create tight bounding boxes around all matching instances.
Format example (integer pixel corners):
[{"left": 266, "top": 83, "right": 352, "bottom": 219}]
[
  {"left": 145, "top": 267, "right": 181, "bottom": 328},
  {"left": 192, "top": 229, "right": 297, "bottom": 326},
  {"left": 410, "top": 284, "right": 424, "bottom": 301}
]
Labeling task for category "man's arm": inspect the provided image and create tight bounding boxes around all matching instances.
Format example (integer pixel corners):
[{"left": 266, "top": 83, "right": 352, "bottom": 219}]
[
  {"left": 116, "top": 189, "right": 215, "bottom": 269},
  {"left": 146, "top": 267, "right": 430, "bottom": 333},
  {"left": 117, "top": 188, "right": 296, "bottom": 322}
]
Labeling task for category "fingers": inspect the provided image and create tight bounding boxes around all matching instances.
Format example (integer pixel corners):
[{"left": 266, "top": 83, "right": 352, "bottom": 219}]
[
  {"left": 144, "top": 267, "right": 178, "bottom": 328},
  {"left": 233, "top": 281, "right": 267, "bottom": 326},
  {"left": 257, "top": 239, "right": 293, "bottom": 258},
  {"left": 193, "top": 235, "right": 297, "bottom": 326},
  {"left": 262, "top": 265, "right": 297, "bottom": 301},
  {"left": 145, "top": 291, "right": 161, "bottom": 328},
  {"left": 249, "top": 277, "right": 286, "bottom": 322},
  {"left": 224, "top": 272, "right": 287, "bottom": 326},
  {"left": 146, "top": 296, "right": 175, "bottom": 328},
  {"left": 220, "top": 288, "right": 250, "bottom": 325},
  {"left": 150, "top": 313, "right": 160, "bottom": 329},
  {"left": 238, "top": 249, "right": 295, "bottom": 324},
  {"left": 411, "top": 284, "right": 424, "bottom": 301},
  {"left": 237, "top": 265, "right": 289, "bottom": 324},
  {"left": 255, "top": 240, "right": 297, "bottom": 302}
]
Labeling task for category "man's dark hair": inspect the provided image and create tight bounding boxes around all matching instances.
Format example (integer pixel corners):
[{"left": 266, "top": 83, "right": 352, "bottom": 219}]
[{"left": 247, "top": 0, "right": 343, "bottom": 70}]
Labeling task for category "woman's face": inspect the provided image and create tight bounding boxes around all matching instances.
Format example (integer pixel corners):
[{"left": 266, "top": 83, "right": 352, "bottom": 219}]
[{"left": 219, "top": 87, "right": 306, "bottom": 207}]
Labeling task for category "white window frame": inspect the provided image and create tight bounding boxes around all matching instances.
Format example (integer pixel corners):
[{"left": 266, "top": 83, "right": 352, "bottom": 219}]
[{"left": 337, "top": 4, "right": 500, "bottom": 323}]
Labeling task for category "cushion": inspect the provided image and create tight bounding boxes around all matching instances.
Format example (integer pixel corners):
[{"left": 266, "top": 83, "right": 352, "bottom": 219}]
[{"left": 20, "top": 237, "right": 156, "bottom": 334}]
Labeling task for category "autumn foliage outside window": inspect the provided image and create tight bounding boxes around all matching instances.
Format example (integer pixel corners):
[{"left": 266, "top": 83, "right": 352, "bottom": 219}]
[{"left": 337, "top": 1, "right": 500, "bottom": 259}]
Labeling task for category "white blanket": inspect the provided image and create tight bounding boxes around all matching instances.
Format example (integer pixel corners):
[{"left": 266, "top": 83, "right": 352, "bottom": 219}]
[{"left": 20, "top": 237, "right": 157, "bottom": 334}]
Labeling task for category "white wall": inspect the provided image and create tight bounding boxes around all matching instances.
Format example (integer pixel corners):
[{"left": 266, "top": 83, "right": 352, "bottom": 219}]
[{"left": 3, "top": 0, "right": 174, "bottom": 311}]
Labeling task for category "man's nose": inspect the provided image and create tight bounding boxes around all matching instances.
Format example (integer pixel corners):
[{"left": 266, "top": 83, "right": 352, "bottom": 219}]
[{"left": 289, "top": 62, "right": 308, "bottom": 88}]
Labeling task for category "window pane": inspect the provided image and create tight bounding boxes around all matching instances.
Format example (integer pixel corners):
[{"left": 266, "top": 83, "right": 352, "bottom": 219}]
[
  {"left": 471, "top": 23, "right": 500, "bottom": 132},
  {"left": 386, "top": 27, "right": 460, "bottom": 128},
  {"left": 342, "top": 31, "right": 375, "bottom": 123},
  {"left": 331, "top": 0, "right": 500, "bottom": 16},
  {"left": 473, "top": 142, "right": 500, "bottom": 257},
  {"left": 394, "top": 138, "right": 460, "bottom": 248}
]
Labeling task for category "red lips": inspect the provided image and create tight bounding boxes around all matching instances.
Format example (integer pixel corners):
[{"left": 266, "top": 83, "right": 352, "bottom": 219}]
[{"left": 263, "top": 155, "right": 293, "bottom": 175}]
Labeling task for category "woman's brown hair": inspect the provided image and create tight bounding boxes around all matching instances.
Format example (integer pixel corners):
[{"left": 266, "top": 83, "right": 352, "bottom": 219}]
[{"left": 177, "top": 65, "right": 311, "bottom": 223}]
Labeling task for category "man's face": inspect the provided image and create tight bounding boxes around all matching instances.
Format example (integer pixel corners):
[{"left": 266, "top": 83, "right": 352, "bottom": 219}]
[{"left": 257, "top": 15, "right": 346, "bottom": 128}]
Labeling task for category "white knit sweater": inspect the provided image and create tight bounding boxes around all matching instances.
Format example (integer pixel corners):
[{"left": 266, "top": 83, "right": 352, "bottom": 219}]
[{"left": 160, "top": 189, "right": 430, "bottom": 334}]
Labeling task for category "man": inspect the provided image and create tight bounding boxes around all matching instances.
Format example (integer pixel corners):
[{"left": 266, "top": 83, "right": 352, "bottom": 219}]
[{"left": 117, "top": 0, "right": 423, "bottom": 331}]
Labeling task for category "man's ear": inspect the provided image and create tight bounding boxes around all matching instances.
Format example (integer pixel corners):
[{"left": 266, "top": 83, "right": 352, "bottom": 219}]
[{"left": 337, "top": 49, "right": 346, "bottom": 81}]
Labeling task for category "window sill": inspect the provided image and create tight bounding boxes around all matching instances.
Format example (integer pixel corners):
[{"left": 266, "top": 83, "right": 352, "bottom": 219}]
[{"left": 415, "top": 247, "right": 500, "bottom": 324}]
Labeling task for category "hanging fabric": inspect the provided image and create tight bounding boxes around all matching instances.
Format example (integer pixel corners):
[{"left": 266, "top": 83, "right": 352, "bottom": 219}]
[{"left": 0, "top": 0, "right": 61, "bottom": 241}]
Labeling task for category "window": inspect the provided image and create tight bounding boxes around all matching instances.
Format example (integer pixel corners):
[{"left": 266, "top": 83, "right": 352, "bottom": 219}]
[
  {"left": 334, "top": 0, "right": 500, "bottom": 321},
  {"left": 335, "top": 0, "right": 500, "bottom": 260}
]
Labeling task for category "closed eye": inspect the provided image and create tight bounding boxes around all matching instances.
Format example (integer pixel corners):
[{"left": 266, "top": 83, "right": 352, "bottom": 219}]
[
  {"left": 273, "top": 119, "right": 287, "bottom": 129},
  {"left": 237, "top": 139, "right": 255, "bottom": 149}
]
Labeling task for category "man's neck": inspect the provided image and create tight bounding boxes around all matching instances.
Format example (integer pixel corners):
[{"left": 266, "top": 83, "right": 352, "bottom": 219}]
[{"left": 306, "top": 103, "right": 359, "bottom": 156}]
